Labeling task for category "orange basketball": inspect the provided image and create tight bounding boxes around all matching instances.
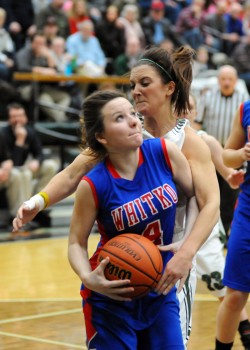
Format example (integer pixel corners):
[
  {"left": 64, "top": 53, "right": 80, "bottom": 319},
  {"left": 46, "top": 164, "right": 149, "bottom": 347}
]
[{"left": 98, "top": 233, "right": 163, "bottom": 299}]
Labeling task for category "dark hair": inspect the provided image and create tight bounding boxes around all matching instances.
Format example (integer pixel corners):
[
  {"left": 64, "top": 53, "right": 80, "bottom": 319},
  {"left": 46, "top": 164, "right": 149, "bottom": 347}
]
[
  {"left": 80, "top": 89, "right": 126, "bottom": 159},
  {"left": 30, "top": 31, "right": 45, "bottom": 42},
  {"left": 7, "top": 102, "right": 25, "bottom": 114},
  {"left": 134, "top": 45, "right": 195, "bottom": 116}
]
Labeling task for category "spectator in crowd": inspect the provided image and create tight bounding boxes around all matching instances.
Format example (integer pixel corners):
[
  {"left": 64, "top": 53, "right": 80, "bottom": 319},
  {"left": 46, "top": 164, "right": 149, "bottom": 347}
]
[
  {"left": 141, "top": 0, "right": 184, "bottom": 48},
  {"left": 242, "top": 0, "right": 250, "bottom": 37},
  {"left": 62, "top": 0, "right": 73, "bottom": 13},
  {"left": 31, "top": 0, "right": 50, "bottom": 15},
  {"left": 164, "top": 0, "right": 192, "bottom": 25},
  {"left": 112, "top": 0, "right": 138, "bottom": 11},
  {"left": 67, "top": 0, "right": 91, "bottom": 35},
  {"left": 117, "top": 4, "right": 146, "bottom": 49},
  {"left": 87, "top": 0, "right": 112, "bottom": 21},
  {"left": 114, "top": 36, "right": 142, "bottom": 76},
  {"left": 0, "top": 130, "right": 26, "bottom": 227},
  {"left": 42, "top": 16, "right": 60, "bottom": 47},
  {"left": 159, "top": 38, "right": 175, "bottom": 52},
  {"left": 202, "top": 0, "right": 228, "bottom": 54},
  {"left": 15, "top": 32, "right": 71, "bottom": 122},
  {"left": 51, "top": 36, "right": 73, "bottom": 74},
  {"left": 66, "top": 19, "right": 106, "bottom": 97},
  {"left": 231, "top": 31, "right": 250, "bottom": 93},
  {"left": 66, "top": 19, "right": 106, "bottom": 76},
  {"left": 0, "top": 0, "right": 36, "bottom": 51},
  {"left": 192, "top": 45, "right": 210, "bottom": 78},
  {"left": 95, "top": 5, "right": 126, "bottom": 75},
  {"left": 0, "top": 7, "right": 15, "bottom": 82},
  {"left": 36, "top": 0, "right": 70, "bottom": 39},
  {"left": 1, "top": 103, "right": 58, "bottom": 226},
  {"left": 203, "top": 0, "right": 219, "bottom": 15},
  {"left": 175, "top": 0, "right": 206, "bottom": 50},
  {"left": 195, "top": 65, "right": 249, "bottom": 239},
  {"left": 224, "top": 1, "right": 244, "bottom": 55},
  {"left": 137, "top": 0, "right": 154, "bottom": 18},
  {"left": 50, "top": 35, "right": 82, "bottom": 115}
]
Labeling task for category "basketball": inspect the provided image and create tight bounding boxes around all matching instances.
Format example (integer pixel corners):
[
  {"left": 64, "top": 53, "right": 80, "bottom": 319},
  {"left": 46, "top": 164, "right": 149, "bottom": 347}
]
[{"left": 98, "top": 233, "right": 163, "bottom": 299}]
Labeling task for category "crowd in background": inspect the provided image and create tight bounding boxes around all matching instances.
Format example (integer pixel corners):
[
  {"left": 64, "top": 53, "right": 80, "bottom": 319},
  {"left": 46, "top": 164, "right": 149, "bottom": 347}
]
[
  {"left": 1, "top": 0, "right": 250, "bottom": 121},
  {"left": 1, "top": 0, "right": 250, "bottom": 229}
]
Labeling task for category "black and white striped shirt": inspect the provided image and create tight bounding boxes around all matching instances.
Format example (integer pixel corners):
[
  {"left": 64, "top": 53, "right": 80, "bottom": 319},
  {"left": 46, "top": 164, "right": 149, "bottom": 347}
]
[{"left": 196, "top": 88, "right": 249, "bottom": 145}]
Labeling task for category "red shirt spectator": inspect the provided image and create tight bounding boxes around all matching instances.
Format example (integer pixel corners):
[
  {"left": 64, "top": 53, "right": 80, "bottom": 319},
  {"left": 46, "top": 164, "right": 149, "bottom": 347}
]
[{"left": 68, "top": 0, "right": 90, "bottom": 34}]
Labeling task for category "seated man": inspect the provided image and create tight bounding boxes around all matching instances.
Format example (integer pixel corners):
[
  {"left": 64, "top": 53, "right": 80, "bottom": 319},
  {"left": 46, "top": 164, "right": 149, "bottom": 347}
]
[
  {"left": 0, "top": 130, "right": 26, "bottom": 227},
  {"left": 0, "top": 7, "right": 15, "bottom": 82},
  {"left": 1, "top": 102, "right": 58, "bottom": 226},
  {"left": 15, "top": 32, "right": 71, "bottom": 122},
  {"left": 66, "top": 19, "right": 106, "bottom": 77},
  {"left": 66, "top": 19, "right": 106, "bottom": 97}
]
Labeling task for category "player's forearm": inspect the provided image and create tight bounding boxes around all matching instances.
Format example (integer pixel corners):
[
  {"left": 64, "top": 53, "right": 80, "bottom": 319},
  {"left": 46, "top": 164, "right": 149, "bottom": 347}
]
[
  {"left": 41, "top": 169, "right": 79, "bottom": 206},
  {"left": 223, "top": 148, "right": 246, "bottom": 169},
  {"left": 183, "top": 196, "right": 199, "bottom": 239},
  {"left": 41, "top": 152, "right": 96, "bottom": 207},
  {"left": 179, "top": 201, "right": 220, "bottom": 259},
  {"left": 209, "top": 145, "right": 232, "bottom": 180},
  {"left": 68, "top": 242, "right": 91, "bottom": 281}
]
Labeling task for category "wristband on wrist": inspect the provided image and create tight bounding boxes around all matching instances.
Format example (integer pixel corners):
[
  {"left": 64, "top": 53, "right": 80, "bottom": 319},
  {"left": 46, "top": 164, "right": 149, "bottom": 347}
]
[
  {"left": 38, "top": 191, "right": 50, "bottom": 209},
  {"left": 23, "top": 194, "right": 45, "bottom": 211}
]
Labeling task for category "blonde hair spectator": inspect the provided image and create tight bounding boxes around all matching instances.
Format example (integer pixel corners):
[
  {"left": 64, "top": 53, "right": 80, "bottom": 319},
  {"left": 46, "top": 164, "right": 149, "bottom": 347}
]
[
  {"left": 118, "top": 4, "right": 146, "bottom": 48},
  {"left": 67, "top": 0, "right": 90, "bottom": 34}
]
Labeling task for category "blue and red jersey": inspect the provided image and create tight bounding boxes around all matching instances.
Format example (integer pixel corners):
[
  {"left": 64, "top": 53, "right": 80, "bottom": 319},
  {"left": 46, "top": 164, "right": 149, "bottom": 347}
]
[{"left": 83, "top": 138, "right": 178, "bottom": 270}]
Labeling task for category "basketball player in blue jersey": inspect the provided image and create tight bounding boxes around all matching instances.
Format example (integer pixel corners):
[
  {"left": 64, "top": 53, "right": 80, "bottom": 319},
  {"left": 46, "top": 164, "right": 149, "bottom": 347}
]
[
  {"left": 13, "top": 46, "right": 220, "bottom": 347},
  {"left": 214, "top": 101, "right": 250, "bottom": 350},
  {"left": 68, "top": 90, "right": 194, "bottom": 350},
  {"left": 187, "top": 94, "right": 250, "bottom": 349}
]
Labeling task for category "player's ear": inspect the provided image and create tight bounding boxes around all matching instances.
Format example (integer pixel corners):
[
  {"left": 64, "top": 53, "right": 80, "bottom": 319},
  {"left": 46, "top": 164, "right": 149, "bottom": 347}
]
[
  {"left": 95, "top": 132, "right": 107, "bottom": 145},
  {"left": 165, "top": 81, "right": 175, "bottom": 96}
]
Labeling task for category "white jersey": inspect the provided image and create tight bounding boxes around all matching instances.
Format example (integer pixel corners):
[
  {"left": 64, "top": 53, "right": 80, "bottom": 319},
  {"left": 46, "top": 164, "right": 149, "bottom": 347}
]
[
  {"left": 143, "top": 119, "right": 194, "bottom": 344},
  {"left": 143, "top": 118, "right": 191, "bottom": 242},
  {"left": 143, "top": 118, "right": 226, "bottom": 345}
]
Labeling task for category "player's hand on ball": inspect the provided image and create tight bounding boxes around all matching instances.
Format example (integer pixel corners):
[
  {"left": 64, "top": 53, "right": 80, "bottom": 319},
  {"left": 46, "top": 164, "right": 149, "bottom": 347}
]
[
  {"left": 159, "top": 241, "right": 182, "bottom": 255},
  {"left": 83, "top": 257, "right": 134, "bottom": 301},
  {"left": 154, "top": 247, "right": 192, "bottom": 295}
]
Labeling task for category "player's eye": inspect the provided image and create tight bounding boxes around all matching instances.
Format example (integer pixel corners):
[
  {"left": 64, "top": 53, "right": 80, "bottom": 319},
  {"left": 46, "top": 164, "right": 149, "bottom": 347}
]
[
  {"left": 116, "top": 114, "right": 124, "bottom": 121},
  {"left": 131, "top": 111, "right": 139, "bottom": 118}
]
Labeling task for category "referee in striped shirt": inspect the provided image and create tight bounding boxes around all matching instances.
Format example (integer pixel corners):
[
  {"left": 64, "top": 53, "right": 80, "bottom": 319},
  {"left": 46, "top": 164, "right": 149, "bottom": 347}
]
[{"left": 195, "top": 65, "right": 249, "bottom": 238}]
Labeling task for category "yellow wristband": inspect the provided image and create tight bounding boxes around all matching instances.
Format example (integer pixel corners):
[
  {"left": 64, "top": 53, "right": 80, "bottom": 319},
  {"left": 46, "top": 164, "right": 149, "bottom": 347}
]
[{"left": 38, "top": 191, "right": 50, "bottom": 209}]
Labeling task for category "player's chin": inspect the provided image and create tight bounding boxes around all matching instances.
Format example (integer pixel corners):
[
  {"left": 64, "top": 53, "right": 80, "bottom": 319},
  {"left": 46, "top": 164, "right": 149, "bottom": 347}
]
[
  {"left": 129, "top": 133, "right": 143, "bottom": 145},
  {"left": 136, "top": 105, "right": 146, "bottom": 116}
]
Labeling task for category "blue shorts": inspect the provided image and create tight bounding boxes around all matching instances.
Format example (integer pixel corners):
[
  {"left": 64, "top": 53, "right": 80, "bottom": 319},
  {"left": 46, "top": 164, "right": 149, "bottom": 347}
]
[
  {"left": 223, "top": 191, "right": 250, "bottom": 292},
  {"left": 82, "top": 288, "right": 184, "bottom": 350}
]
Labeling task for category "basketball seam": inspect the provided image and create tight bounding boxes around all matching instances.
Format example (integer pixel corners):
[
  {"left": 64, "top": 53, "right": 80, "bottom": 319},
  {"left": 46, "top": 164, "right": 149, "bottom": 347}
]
[
  {"left": 101, "top": 248, "right": 161, "bottom": 283},
  {"left": 117, "top": 234, "right": 162, "bottom": 273}
]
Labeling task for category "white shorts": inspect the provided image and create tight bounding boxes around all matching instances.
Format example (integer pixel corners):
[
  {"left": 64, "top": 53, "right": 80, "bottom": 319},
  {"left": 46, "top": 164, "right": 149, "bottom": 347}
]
[
  {"left": 173, "top": 219, "right": 226, "bottom": 347},
  {"left": 196, "top": 219, "right": 226, "bottom": 298},
  {"left": 176, "top": 262, "right": 197, "bottom": 346},
  {"left": 173, "top": 225, "right": 197, "bottom": 347}
]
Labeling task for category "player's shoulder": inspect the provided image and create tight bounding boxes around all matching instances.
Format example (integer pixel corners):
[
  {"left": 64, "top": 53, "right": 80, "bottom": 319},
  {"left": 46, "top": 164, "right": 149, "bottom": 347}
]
[
  {"left": 184, "top": 126, "right": 209, "bottom": 146},
  {"left": 183, "top": 126, "right": 211, "bottom": 159}
]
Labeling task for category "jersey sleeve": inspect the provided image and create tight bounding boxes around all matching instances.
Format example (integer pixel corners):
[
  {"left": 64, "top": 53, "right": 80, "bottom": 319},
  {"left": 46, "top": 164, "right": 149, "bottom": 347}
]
[
  {"left": 82, "top": 176, "right": 99, "bottom": 209},
  {"left": 160, "top": 138, "right": 172, "bottom": 173}
]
